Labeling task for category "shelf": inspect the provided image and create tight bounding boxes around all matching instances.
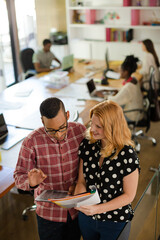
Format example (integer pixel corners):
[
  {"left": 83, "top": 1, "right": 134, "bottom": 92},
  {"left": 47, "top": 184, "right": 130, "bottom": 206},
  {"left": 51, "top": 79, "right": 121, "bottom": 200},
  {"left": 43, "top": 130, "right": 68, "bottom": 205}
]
[
  {"left": 70, "top": 24, "right": 160, "bottom": 29},
  {"left": 69, "top": 6, "right": 160, "bottom": 10}
]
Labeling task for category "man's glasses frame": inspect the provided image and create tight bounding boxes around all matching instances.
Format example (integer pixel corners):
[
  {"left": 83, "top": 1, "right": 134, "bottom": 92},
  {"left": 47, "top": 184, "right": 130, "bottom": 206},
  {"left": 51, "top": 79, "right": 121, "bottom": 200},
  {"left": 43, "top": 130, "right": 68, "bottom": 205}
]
[{"left": 45, "top": 121, "right": 68, "bottom": 136}]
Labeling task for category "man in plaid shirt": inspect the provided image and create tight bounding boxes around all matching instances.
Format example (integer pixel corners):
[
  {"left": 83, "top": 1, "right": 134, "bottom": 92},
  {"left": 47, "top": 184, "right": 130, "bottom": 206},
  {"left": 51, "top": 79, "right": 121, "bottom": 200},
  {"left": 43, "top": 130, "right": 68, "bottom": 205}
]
[{"left": 14, "top": 97, "right": 86, "bottom": 240}]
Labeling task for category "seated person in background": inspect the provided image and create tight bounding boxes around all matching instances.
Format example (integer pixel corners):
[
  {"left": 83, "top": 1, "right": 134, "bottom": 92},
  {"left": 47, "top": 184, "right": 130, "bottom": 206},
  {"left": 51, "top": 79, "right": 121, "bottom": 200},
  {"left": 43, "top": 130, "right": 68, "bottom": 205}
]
[
  {"left": 138, "top": 39, "right": 160, "bottom": 90},
  {"left": 106, "top": 55, "right": 144, "bottom": 122},
  {"left": 32, "top": 39, "right": 61, "bottom": 73}
]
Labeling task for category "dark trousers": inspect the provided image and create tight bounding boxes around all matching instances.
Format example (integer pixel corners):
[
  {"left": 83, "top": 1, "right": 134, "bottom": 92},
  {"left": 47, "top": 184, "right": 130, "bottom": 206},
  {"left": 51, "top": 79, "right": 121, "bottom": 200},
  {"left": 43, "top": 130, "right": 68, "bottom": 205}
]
[
  {"left": 36, "top": 212, "right": 81, "bottom": 240},
  {"left": 78, "top": 212, "right": 127, "bottom": 240}
]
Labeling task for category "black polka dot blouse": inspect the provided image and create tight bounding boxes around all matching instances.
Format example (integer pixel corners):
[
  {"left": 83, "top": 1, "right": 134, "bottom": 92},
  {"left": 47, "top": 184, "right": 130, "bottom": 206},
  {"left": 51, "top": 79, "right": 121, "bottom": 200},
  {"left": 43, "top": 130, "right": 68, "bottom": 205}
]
[{"left": 78, "top": 138, "right": 140, "bottom": 222}]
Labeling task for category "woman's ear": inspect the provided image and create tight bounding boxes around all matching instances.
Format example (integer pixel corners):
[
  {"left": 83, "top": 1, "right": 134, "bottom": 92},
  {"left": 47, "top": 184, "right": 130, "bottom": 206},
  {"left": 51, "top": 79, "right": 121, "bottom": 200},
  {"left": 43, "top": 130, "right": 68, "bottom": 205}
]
[{"left": 66, "top": 111, "right": 70, "bottom": 120}]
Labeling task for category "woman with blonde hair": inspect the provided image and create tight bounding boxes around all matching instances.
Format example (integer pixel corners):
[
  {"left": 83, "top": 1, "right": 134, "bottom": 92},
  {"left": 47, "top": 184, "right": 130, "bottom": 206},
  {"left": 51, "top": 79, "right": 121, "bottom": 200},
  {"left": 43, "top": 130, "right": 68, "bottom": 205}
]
[{"left": 75, "top": 100, "right": 140, "bottom": 240}]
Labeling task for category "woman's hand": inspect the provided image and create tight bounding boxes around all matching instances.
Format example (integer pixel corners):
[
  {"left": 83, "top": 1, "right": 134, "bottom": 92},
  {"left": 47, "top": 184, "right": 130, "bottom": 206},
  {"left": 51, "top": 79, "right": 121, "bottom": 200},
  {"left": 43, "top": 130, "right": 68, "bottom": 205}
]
[{"left": 75, "top": 204, "right": 101, "bottom": 216}]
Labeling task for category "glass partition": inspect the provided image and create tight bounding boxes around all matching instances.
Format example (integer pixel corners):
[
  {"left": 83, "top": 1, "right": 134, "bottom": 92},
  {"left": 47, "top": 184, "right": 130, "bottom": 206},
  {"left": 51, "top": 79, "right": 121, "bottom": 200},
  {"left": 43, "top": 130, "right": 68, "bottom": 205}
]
[{"left": 117, "top": 166, "right": 160, "bottom": 240}]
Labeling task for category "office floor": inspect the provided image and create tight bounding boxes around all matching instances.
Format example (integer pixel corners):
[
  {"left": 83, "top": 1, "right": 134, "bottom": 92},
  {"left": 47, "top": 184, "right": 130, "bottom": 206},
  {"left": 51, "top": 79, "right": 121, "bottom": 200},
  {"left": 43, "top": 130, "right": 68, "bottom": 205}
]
[{"left": 0, "top": 121, "right": 160, "bottom": 240}]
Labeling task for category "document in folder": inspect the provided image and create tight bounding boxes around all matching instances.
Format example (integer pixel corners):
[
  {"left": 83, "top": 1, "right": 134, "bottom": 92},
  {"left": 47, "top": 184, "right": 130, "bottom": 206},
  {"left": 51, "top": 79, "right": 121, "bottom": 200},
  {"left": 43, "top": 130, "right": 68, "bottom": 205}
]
[{"left": 35, "top": 186, "right": 100, "bottom": 208}]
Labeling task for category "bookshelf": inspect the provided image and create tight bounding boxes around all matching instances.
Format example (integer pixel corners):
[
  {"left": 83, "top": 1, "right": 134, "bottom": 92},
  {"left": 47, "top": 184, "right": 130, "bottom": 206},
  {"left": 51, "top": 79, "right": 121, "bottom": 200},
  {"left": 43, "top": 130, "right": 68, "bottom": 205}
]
[{"left": 65, "top": 0, "right": 160, "bottom": 60}]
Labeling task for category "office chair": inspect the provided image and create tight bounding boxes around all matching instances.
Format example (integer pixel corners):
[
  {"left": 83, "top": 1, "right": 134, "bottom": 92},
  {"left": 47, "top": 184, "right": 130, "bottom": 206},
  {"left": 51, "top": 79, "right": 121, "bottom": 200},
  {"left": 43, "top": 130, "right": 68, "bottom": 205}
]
[
  {"left": 125, "top": 67, "right": 157, "bottom": 153},
  {"left": 20, "top": 48, "right": 36, "bottom": 79}
]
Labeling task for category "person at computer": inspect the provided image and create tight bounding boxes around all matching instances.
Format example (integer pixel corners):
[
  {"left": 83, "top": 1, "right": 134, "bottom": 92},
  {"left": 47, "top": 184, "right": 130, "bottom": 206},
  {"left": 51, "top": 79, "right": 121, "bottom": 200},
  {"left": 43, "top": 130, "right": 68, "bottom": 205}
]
[
  {"left": 103, "top": 55, "right": 144, "bottom": 122},
  {"left": 14, "top": 97, "right": 86, "bottom": 240},
  {"left": 74, "top": 100, "right": 140, "bottom": 240},
  {"left": 32, "top": 39, "right": 61, "bottom": 73},
  {"left": 137, "top": 39, "right": 160, "bottom": 90}
]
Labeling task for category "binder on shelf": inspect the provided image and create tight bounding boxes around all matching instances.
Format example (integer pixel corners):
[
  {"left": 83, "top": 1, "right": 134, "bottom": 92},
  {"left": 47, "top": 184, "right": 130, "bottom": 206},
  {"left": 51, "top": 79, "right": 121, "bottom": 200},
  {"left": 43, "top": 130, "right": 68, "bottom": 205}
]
[
  {"left": 105, "top": 28, "right": 111, "bottom": 42},
  {"left": 149, "top": 0, "right": 157, "bottom": 6},
  {"left": 123, "top": 0, "right": 131, "bottom": 6},
  {"left": 131, "top": 9, "right": 140, "bottom": 26},
  {"left": 85, "top": 9, "right": 96, "bottom": 24}
]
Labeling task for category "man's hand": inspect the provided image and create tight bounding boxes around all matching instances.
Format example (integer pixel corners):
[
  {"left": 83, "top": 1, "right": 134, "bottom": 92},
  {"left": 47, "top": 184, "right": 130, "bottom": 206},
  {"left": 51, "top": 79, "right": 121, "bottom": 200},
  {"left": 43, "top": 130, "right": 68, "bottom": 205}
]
[{"left": 28, "top": 168, "right": 47, "bottom": 187}]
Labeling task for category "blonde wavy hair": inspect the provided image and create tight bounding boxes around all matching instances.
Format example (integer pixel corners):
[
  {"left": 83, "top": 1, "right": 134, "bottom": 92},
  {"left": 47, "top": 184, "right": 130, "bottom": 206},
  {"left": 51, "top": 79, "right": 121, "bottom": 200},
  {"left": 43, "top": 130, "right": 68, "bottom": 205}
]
[{"left": 86, "top": 100, "right": 134, "bottom": 159}]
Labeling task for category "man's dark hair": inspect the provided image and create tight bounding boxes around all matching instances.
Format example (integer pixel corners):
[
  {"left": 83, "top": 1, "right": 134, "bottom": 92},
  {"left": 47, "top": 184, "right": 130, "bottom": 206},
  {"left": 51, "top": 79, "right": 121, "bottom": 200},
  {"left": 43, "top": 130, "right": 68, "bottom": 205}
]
[
  {"left": 40, "top": 97, "right": 65, "bottom": 118},
  {"left": 43, "top": 39, "right": 51, "bottom": 46},
  {"left": 121, "top": 55, "right": 139, "bottom": 75}
]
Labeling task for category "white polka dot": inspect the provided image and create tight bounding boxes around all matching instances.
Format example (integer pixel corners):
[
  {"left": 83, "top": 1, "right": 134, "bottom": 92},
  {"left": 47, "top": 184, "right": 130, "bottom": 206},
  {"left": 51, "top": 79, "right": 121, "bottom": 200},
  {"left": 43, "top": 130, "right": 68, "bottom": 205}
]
[
  {"left": 85, "top": 151, "right": 89, "bottom": 155},
  {"left": 105, "top": 178, "right": 109, "bottom": 182},
  {"left": 97, "top": 173, "right": 100, "bottom": 178},
  {"left": 95, "top": 153, "right": 98, "bottom": 157},
  {"left": 92, "top": 146, "right": 95, "bottom": 150},
  {"left": 78, "top": 150, "right": 81, "bottom": 154},
  {"left": 119, "top": 207, "right": 122, "bottom": 210},
  {"left": 113, "top": 211, "right": 118, "bottom": 215},
  {"left": 129, "top": 149, "right": 133, "bottom": 153},
  {"left": 135, "top": 160, "right": 138, "bottom": 164},
  {"left": 125, "top": 209, "right": 129, "bottom": 213},
  {"left": 124, "top": 159, "right": 127, "bottom": 164},
  {"left": 101, "top": 171, "right": 105, "bottom": 175},
  {"left": 89, "top": 157, "right": 92, "bottom": 161},
  {"left": 97, "top": 184, "right": 100, "bottom": 189},
  {"left": 80, "top": 142, "right": 83, "bottom": 146},
  {"left": 91, "top": 164, "right": 96, "bottom": 168},
  {"left": 110, "top": 185, "right": 114, "bottom": 189},
  {"left": 103, "top": 199, "right": 107, "bottom": 203},
  {"left": 129, "top": 158, "right": 133, "bottom": 163},
  {"left": 117, "top": 180, "right": 121, "bottom": 184},
  {"left": 84, "top": 162, "right": 88, "bottom": 166},
  {"left": 120, "top": 216, "right": 124, "bottom": 220},
  {"left": 86, "top": 168, "right": 89, "bottom": 172},
  {"left": 103, "top": 189, "right": 108, "bottom": 193},
  {"left": 121, "top": 151, "right": 125, "bottom": 156},
  {"left": 107, "top": 215, "right": 112, "bottom": 219},
  {"left": 106, "top": 160, "right": 110, "bottom": 165},
  {"left": 109, "top": 166, "right": 113, "bottom": 171},
  {"left": 83, "top": 173, "right": 86, "bottom": 178},
  {"left": 89, "top": 175, "right": 93, "bottom": 179},
  {"left": 97, "top": 215, "right": 101, "bottom": 219},
  {"left": 114, "top": 156, "right": 118, "bottom": 160},
  {"left": 120, "top": 170, "right": 124, "bottom": 174},
  {"left": 112, "top": 174, "right": 117, "bottom": 178},
  {"left": 101, "top": 183, "right": 103, "bottom": 187},
  {"left": 127, "top": 168, "right": 131, "bottom": 172},
  {"left": 116, "top": 162, "right": 121, "bottom": 167},
  {"left": 108, "top": 194, "right": 112, "bottom": 198}
]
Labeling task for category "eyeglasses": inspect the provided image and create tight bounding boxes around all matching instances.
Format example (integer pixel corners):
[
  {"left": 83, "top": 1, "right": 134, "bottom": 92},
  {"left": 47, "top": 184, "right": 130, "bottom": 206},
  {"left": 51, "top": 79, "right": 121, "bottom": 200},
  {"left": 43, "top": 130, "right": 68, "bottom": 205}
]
[{"left": 45, "top": 123, "right": 68, "bottom": 136}]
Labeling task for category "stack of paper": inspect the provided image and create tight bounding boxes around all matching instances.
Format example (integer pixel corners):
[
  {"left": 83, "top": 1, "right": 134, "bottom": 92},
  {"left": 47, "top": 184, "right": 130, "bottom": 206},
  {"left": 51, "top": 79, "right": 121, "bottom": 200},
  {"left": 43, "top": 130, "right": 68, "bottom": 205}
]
[
  {"left": 41, "top": 71, "right": 69, "bottom": 89},
  {"left": 35, "top": 186, "right": 100, "bottom": 208}
]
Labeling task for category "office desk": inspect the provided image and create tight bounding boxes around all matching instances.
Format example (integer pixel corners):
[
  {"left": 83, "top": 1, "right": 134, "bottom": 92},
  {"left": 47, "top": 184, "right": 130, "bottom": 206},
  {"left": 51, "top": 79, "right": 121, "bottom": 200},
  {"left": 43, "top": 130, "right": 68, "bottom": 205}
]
[{"left": 0, "top": 59, "right": 123, "bottom": 197}]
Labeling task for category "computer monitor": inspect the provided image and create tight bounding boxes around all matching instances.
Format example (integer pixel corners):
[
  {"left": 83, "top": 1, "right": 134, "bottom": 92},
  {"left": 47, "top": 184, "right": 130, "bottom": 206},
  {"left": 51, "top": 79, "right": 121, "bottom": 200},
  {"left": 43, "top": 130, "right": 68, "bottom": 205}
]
[{"left": 62, "top": 54, "right": 74, "bottom": 71}]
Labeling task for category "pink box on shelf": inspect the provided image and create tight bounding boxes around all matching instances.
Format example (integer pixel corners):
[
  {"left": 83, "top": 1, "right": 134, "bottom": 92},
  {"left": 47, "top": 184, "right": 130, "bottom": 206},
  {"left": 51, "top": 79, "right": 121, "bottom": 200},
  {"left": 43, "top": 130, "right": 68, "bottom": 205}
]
[
  {"left": 123, "top": 0, "right": 131, "bottom": 6},
  {"left": 149, "top": 0, "right": 157, "bottom": 6},
  {"left": 131, "top": 9, "right": 140, "bottom": 25},
  {"left": 105, "top": 28, "right": 111, "bottom": 42},
  {"left": 85, "top": 10, "right": 96, "bottom": 24}
]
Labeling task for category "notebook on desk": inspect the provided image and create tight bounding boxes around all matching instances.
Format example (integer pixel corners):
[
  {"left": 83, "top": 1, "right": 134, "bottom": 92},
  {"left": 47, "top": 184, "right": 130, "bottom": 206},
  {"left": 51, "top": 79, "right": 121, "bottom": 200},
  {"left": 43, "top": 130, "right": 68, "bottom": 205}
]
[
  {"left": 86, "top": 79, "right": 118, "bottom": 98},
  {"left": 0, "top": 113, "right": 32, "bottom": 150}
]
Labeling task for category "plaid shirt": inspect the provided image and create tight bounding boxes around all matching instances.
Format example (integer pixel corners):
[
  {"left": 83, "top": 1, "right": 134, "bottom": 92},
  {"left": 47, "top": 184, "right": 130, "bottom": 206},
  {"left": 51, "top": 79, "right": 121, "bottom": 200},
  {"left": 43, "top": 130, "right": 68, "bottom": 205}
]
[{"left": 14, "top": 122, "right": 86, "bottom": 222}]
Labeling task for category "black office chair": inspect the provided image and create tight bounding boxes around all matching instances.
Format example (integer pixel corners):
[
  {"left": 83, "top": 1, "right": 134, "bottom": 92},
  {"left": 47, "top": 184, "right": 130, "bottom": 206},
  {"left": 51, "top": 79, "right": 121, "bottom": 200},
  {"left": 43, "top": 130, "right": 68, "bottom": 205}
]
[
  {"left": 20, "top": 48, "right": 36, "bottom": 79},
  {"left": 125, "top": 67, "right": 157, "bottom": 153}
]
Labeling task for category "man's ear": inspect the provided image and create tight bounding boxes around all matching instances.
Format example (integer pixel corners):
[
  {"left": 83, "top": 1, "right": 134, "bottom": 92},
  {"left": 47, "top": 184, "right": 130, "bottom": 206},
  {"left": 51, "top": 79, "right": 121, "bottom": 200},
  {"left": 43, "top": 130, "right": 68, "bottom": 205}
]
[
  {"left": 66, "top": 111, "right": 70, "bottom": 120},
  {"left": 41, "top": 116, "right": 44, "bottom": 125}
]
